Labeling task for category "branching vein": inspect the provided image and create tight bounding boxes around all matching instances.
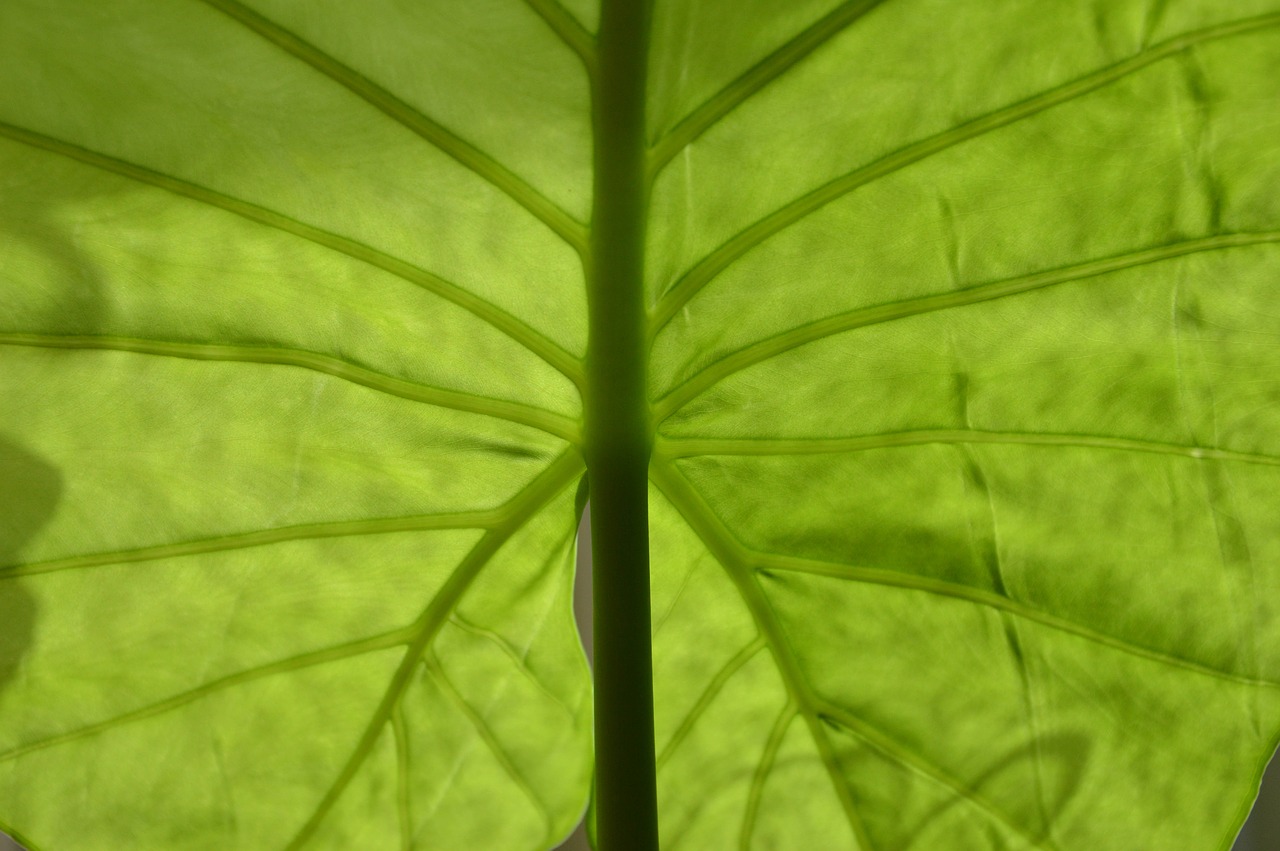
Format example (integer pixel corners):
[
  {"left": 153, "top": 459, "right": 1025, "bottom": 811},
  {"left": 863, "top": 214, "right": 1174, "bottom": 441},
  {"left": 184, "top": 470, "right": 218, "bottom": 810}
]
[
  {"left": 650, "top": 462, "right": 876, "bottom": 851},
  {"left": 657, "top": 461, "right": 1280, "bottom": 688},
  {"left": 0, "top": 333, "right": 578, "bottom": 442},
  {"left": 0, "top": 121, "right": 584, "bottom": 386},
  {"left": 392, "top": 704, "right": 413, "bottom": 851},
  {"left": 446, "top": 614, "right": 578, "bottom": 721},
  {"left": 0, "top": 628, "right": 412, "bottom": 764},
  {"left": 281, "top": 452, "right": 582, "bottom": 850},
  {"left": 523, "top": 0, "right": 597, "bottom": 74},
  {"left": 651, "top": 459, "right": 1280, "bottom": 850},
  {"left": 197, "top": 0, "right": 589, "bottom": 255},
  {"left": 657, "top": 635, "right": 766, "bottom": 770},
  {"left": 740, "top": 702, "right": 797, "bottom": 850},
  {"left": 426, "top": 653, "right": 553, "bottom": 840},
  {"left": 650, "top": 12, "right": 1280, "bottom": 331},
  {"left": 654, "top": 232, "right": 1280, "bottom": 418},
  {"left": 817, "top": 705, "right": 1059, "bottom": 851},
  {"left": 655, "top": 429, "right": 1280, "bottom": 469},
  {"left": 648, "top": 0, "right": 888, "bottom": 174},
  {"left": 1, "top": 511, "right": 495, "bottom": 579}
]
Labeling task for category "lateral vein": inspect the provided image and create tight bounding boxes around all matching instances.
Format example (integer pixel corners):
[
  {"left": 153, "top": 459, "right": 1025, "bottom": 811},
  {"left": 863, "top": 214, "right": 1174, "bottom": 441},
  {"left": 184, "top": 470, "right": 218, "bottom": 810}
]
[
  {"left": 816, "top": 704, "right": 1060, "bottom": 851},
  {"left": 652, "top": 460, "right": 1280, "bottom": 694},
  {"left": 0, "top": 333, "right": 579, "bottom": 442},
  {"left": 760, "top": 554, "right": 1280, "bottom": 689},
  {"left": 281, "top": 452, "right": 583, "bottom": 850},
  {"left": 650, "top": 462, "right": 877, "bottom": 851},
  {"left": 392, "top": 704, "right": 413, "bottom": 851},
  {"left": 656, "top": 635, "right": 766, "bottom": 770},
  {"left": 0, "top": 628, "right": 412, "bottom": 764},
  {"left": 0, "top": 511, "right": 497, "bottom": 579},
  {"left": 425, "top": 652, "right": 554, "bottom": 839},
  {"left": 650, "top": 13, "right": 1280, "bottom": 331},
  {"left": 655, "top": 429, "right": 1280, "bottom": 469},
  {"left": 447, "top": 614, "right": 579, "bottom": 722},
  {"left": 0, "top": 121, "right": 584, "bottom": 386},
  {"left": 648, "top": 0, "right": 888, "bottom": 175},
  {"left": 739, "top": 702, "right": 797, "bottom": 850},
  {"left": 522, "top": 0, "right": 598, "bottom": 74},
  {"left": 654, "top": 232, "right": 1280, "bottom": 417},
  {"left": 197, "top": 0, "right": 589, "bottom": 255}
]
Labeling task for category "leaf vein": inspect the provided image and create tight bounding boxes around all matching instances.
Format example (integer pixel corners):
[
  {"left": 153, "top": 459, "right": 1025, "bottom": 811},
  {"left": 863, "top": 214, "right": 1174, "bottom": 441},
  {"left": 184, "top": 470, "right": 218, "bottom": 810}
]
[
  {"left": 392, "top": 704, "right": 413, "bottom": 851},
  {"left": 0, "top": 121, "right": 584, "bottom": 386},
  {"left": 739, "top": 702, "right": 797, "bottom": 850},
  {"left": 446, "top": 613, "right": 579, "bottom": 722},
  {"left": 197, "top": 0, "right": 589, "bottom": 255},
  {"left": 652, "top": 460, "right": 1280, "bottom": 705},
  {"left": 760, "top": 554, "right": 1280, "bottom": 690},
  {"left": 0, "top": 333, "right": 579, "bottom": 441},
  {"left": 0, "top": 628, "right": 412, "bottom": 764},
  {"left": 817, "top": 705, "right": 1060, "bottom": 851},
  {"left": 281, "top": 453, "right": 582, "bottom": 850},
  {"left": 650, "top": 13, "right": 1280, "bottom": 331},
  {"left": 656, "top": 635, "right": 765, "bottom": 770},
  {"left": 425, "top": 652, "right": 554, "bottom": 841},
  {"left": 1, "top": 511, "right": 497, "bottom": 579},
  {"left": 648, "top": 0, "right": 888, "bottom": 174},
  {"left": 655, "top": 233, "right": 1280, "bottom": 417},
  {"left": 656, "top": 429, "right": 1280, "bottom": 469},
  {"left": 651, "top": 462, "right": 877, "bottom": 851},
  {"left": 522, "top": 0, "right": 597, "bottom": 73}
]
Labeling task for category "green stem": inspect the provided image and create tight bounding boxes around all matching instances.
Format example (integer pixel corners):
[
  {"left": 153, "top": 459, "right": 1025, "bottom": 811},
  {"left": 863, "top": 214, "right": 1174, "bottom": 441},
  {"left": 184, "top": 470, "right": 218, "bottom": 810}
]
[{"left": 585, "top": 1, "right": 657, "bottom": 849}]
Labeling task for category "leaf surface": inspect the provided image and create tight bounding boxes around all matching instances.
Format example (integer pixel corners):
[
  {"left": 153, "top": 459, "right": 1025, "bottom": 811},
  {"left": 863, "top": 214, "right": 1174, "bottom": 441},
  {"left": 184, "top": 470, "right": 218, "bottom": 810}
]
[
  {"left": 2, "top": 1, "right": 1280, "bottom": 850},
  {"left": 645, "top": 2, "right": 1280, "bottom": 849},
  {"left": 0, "top": 1, "right": 591, "bottom": 848}
]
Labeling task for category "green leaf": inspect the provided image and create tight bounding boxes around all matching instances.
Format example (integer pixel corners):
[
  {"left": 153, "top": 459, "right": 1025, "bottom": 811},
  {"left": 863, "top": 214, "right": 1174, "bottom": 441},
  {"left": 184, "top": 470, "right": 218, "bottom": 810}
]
[{"left": 2, "top": 1, "right": 1279, "bottom": 850}]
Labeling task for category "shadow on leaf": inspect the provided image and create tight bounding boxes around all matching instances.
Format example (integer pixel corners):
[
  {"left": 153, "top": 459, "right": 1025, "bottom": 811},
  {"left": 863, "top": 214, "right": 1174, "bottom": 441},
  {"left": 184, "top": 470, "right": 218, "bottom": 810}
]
[{"left": 0, "top": 433, "right": 62, "bottom": 695}]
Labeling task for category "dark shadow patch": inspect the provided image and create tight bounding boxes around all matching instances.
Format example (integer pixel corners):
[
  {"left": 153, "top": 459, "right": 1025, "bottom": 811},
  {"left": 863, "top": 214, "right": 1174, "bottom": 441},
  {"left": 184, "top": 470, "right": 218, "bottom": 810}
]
[{"left": 0, "top": 434, "right": 62, "bottom": 695}]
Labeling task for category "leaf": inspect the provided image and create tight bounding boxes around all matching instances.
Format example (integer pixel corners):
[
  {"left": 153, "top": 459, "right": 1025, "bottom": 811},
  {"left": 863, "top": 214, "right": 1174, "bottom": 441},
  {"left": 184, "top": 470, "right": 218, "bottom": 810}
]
[
  {"left": 0, "top": 1, "right": 591, "bottom": 848},
  {"left": 1, "top": 2, "right": 1279, "bottom": 850}
]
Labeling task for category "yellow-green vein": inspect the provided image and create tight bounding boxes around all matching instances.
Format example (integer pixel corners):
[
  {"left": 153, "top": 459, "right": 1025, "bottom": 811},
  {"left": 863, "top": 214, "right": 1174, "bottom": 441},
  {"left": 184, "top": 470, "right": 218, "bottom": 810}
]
[
  {"left": 0, "top": 628, "right": 412, "bottom": 764},
  {"left": 523, "top": 0, "right": 598, "bottom": 74},
  {"left": 816, "top": 704, "right": 1060, "bottom": 851},
  {"left": 391, "top": 703, "right": 413, "bottom": 851},
  {"left": 657, "top": 635, "right": 765, "bottom": 770},
  {"left": 282, "top": 451, "right": 583, "bottom": 850},
  {"left": 1, "top": 511, "right": 496, "bottom": 579},
  {"left": 446, "top": 613, "right": 578, "bottom": 722},
  {"left": 425, "top": 652, "right": 554, "bottom": 843},
  {"left": 755, "top": 546, "right": 1280, "bottom": 689},
  {"left": 197, "top": 0, "right": 589, "bottom": 256},
  {"left": 655, "top": 430, "right": 1280, "bottom": 469},
  {"left": 0, "top": 333, "right": 579, "bottom": 442},
  {"left": 0, "top": 122, "right": 584, "bottom": 387},
  {"left": 650, "top": 462, "right": 876, "bottom": 851},
  {"left": 740, "top": 702, "right": 797, "bottom": 851},
  {"left": 649, "top": 12, "right": 1280, "bottom": 332},
  {"left": 652, "top": 459, "right": 1280, "bottom": 841},
  {"left": 659, "top": 448, "right": 1280, "bottom": 686},
  {"left": 654, "top": 232, "right": 1280, "bottom": 418},
  {"left": 648, "top": 0, "right": 888, "bottom": 175}
]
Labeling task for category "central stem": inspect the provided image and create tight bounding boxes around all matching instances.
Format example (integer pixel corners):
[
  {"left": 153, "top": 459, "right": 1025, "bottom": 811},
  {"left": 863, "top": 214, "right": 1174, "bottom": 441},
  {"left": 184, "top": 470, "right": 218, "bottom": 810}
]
[{"left": 584, "top": 1, "right": 657, "bottom": 849}]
